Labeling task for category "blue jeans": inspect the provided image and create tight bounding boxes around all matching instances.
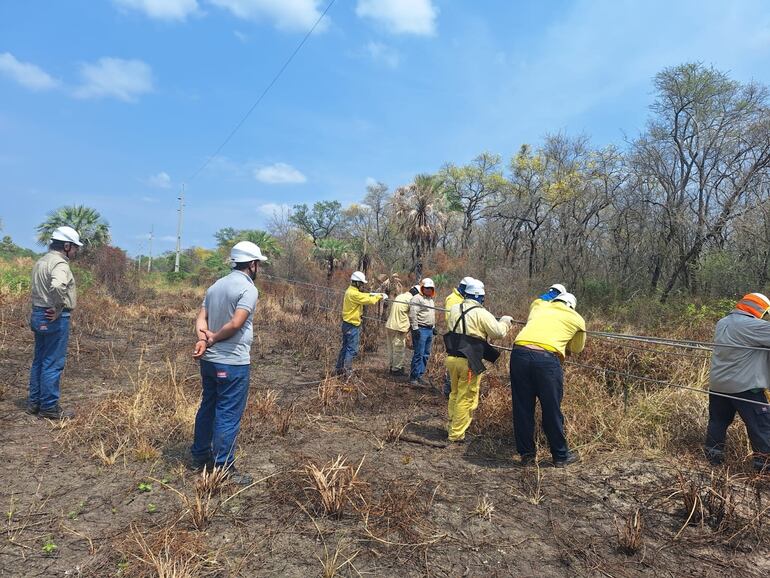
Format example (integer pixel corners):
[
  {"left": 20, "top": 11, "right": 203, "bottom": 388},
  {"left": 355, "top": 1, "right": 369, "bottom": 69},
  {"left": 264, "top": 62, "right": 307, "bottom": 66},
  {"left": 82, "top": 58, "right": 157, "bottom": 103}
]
[
  {"left": 28, "top": 307, "right": 71, "bottom": 410},
  {"left": 409, "top": 327, "right": 434, "bottom": 381},
  {"left": 335, "top": 321, "right": 360, "bottom": 373},
  {"left": 509, "top": 347, "right": 570, "bottom": 460},
  {"left": 191, "top": 360, "right": 250, "bottom": 467}
]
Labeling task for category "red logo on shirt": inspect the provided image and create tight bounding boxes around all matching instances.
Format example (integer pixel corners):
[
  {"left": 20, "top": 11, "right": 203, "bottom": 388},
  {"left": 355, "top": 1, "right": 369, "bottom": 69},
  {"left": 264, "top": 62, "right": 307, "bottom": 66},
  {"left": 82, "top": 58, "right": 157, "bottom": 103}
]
[{"left": 216, "top": 371, "right": 227, "bottom": 378}]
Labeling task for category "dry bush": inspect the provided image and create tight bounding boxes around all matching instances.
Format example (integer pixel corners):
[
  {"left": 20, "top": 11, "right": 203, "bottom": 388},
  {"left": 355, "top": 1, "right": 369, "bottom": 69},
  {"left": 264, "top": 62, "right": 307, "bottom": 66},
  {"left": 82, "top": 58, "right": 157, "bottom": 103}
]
[
  {"left": 317, "top": 376, "right": 368, "bottom": 413},
  {"left": 59, "top": 358, "right": 198, "bottom": 465},
  {"left": 98, "top": 522, "right": 220, "bottom": 578},
  {"left": 318, "top": 539, "right": 360, "bottom": 578},
  {"left": 303, "top": 455, "right": 366, "bottom": 519},
  {"left": 472, "top": 494, "right": 495, "bottom": 521},
  {"left": 470, "top": 373, "right": 512, "bottom": 437},
  {"left": 164, "top": 466, "right": 231, "bottom": 530},
  {"left": 616, "top": 508, "right": 643, "bottom": 555},
  {"left": 274, "top": 404, "right": 294, "bottom": 436},
  {"left": 361, "top": 480, "right": 441, "bottom": 546}
]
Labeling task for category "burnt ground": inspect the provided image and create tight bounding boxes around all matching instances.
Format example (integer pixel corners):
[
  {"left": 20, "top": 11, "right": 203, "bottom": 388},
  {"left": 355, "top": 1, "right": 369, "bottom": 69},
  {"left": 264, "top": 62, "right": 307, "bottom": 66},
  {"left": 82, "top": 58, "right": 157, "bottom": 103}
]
[{"left": 1, "top": 289, "right": 770, "bottom": 577}]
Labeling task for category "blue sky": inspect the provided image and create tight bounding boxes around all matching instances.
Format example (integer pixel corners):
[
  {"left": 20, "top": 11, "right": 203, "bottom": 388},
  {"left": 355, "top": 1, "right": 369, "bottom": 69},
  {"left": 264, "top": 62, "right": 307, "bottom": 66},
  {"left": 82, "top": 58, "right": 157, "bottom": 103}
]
[{"left": 2, "top": 0, "right": 770, "bottom": 254}]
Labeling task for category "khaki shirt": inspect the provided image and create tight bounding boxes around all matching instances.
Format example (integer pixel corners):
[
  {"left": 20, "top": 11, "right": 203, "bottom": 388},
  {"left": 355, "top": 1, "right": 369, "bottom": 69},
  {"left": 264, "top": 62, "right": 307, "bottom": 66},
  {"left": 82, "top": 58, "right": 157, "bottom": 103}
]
[
  {"left": 409, "top": 293, "right": 436, "bottom": 330},
  {"left": 385, "top": 291, "right": 412, "bottom": 332},
  {"left": 31, "top": 251, "right": 77, "bottom": 311},
  {"left": 447, "top": 299, "right": 510, "bottom": 341}
]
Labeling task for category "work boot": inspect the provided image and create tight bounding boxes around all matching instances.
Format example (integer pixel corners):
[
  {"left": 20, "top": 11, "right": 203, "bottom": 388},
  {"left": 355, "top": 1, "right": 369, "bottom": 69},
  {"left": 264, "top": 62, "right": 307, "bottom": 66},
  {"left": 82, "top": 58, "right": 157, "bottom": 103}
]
[
  {"left": 553, "top": 451, "right": 580, "bottom": 468},
  {"left": 191, "top": 457, "right": 214, "bottom": 472},
  {"left": 38, "top": 405, "right": 75, "bottom": 420},
  {"left": 223, "top": 466, "right": 254, "bottom": 486},
  {"left": 389, "top": 368, "right": 405, "bottom": 376},
  {"left": 25, "top": 403, "right": 40, "bottom": 415},
  {"left": 518, "top": 454, "right": 536, "bottom": 467}
]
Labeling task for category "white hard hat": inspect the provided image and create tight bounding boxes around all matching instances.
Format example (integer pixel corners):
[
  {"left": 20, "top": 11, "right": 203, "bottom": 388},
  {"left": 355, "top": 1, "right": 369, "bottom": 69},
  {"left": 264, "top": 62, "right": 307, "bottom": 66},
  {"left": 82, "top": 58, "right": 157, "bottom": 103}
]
[
  {"left": 230, "top": 241, "right": 268, "bottom": 265},
  {"left": 51, "top": 226, "right": 83, "bottom": 246},
  {"left": 554, "top": 292, "right": 577, "bottom": 309},
  {"left": 464, "top": 279, "right": 485, "bottom": 297},
  {"left": 550, "top": 283, "right": 566, "bottom": 294},
  {"left": 421, "top": 277, "right": 435, "bottom": 289},
  {"left": 351, "top": 271, "right": 367, "bottom": 283},
  {"left": 460, "top": 276, "right": 475, "bottom": 286}
]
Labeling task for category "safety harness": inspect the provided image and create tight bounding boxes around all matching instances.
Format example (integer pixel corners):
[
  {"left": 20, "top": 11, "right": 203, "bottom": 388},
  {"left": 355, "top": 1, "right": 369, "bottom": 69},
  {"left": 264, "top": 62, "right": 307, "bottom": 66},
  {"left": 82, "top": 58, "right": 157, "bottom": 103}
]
[{"left": 443, "top": 304, "right": 501, "bottom": 375}]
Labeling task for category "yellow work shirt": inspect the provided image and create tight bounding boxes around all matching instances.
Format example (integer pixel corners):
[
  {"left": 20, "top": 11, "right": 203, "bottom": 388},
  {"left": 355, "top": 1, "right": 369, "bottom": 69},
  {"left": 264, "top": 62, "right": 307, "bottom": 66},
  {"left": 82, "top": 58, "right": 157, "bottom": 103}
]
[
  {"left": 446, "top": 299, "right": 511, "bottom": 341},
  {"left": 385, "top": 291, "right": 412, "bottom": 332},
  {"left": 31, "top": 251, "right": 77, "bottom": 311},
  {"left": 514, "top": 299, "right": 586, "bottom": 357},
  {"left": 444, "top": 288, "right": 464, "bottom": 311},
  {"left": 341, "top": 285, "right": 382, "bottom": 326}
]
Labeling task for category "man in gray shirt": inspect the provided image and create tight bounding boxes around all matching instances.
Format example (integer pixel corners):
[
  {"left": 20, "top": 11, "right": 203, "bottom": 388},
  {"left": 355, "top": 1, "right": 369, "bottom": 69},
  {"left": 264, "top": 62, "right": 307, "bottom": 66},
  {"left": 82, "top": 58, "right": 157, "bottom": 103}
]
[
  {"left": 706, "top": 292, "right": 770, "bottom": 472},
  {"left": 191, "top": 241, "right": 266, "bottom": 484}
]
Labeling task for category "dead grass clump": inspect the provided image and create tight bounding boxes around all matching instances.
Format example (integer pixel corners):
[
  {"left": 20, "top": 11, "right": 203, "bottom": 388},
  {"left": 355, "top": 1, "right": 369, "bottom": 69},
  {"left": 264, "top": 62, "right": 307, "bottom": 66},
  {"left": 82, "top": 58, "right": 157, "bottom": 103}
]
[
  {"left": 470, "top": 375, "right": 512, "bottom": 437},
  {"left": 106, "top": 523, "right": 220, "bottom": 578},
  {"left": 274, "top": 405, "right": 294, "bottom": 436},
  {"left": 304, "top": 455, "right": 366, "bottom": 519},
  {"left": 317, "top": 376, "right": 367, "bottom": 413},
  {"left": 361, "top": 480, "right": 442, "bottom": 546},
  {"left": 58, "top": 359, "right": 198, "bottom": 465},
  {"left": 616, "top": 508, "right": 643, "bottom": 555},
  {"left": 472, "top": 494, "right": 495, "bottom": 521}
]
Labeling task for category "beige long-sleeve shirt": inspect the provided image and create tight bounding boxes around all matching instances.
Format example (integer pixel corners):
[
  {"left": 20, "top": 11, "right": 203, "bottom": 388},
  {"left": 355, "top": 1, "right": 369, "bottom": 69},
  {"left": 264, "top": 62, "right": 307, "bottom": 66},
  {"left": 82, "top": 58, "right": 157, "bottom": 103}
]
[
  {"left": 409, "top": 293, "right": 436, "bottom": 329},
  {"left": 31, "top": 251, "right": 77, "bottom": 311},
  {"left": 446, "top": 299, "right": 511, "bottom": 341}
]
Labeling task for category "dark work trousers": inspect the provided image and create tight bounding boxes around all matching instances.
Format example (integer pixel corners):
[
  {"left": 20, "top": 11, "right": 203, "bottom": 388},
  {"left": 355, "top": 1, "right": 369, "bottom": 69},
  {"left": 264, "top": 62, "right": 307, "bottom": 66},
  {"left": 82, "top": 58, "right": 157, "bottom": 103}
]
[
  {"left": 705, "top": 389, "right": 770, "bottom": 470},
  {"left": 509, "top": 347, "right": 570, "bottom": 460}
]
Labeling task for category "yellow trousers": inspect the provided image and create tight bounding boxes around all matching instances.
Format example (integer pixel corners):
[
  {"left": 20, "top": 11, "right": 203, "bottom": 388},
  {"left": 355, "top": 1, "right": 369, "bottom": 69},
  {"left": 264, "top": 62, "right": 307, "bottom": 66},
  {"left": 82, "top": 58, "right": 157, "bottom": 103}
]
[
  {"left": 386, "top": 328, "right": 407, "bottom": 371},
  {"left": 446, "top": 355, "right": 482, "bottom": 441}
]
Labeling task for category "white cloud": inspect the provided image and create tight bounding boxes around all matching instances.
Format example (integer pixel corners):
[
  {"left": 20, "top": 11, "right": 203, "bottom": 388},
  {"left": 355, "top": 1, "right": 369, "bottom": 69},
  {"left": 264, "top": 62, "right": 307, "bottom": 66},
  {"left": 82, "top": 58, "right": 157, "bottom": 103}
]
[
  {"left": 147, "top": 171, "right": 172, "bottom": 188},
  {"left": 0, "top": 52, "right": 58, "bottom": 91},
  {"left": 209, "top": 0, "right": 325, "bottom": 31},
  {"left": 254, "top": 162, "right": 307, "bottom": 184},
  {"left": 258, "top": 202, "right": 291, "bottom": 216},
  {"left": 141, "top": 196, "right": 160, "bottom": 203},
  {"left": 74, "top": 58, "right": 154, "bottom": 102},
  {"left": 233, "top": 30, "right": 250, "bottom": 42},
  {"left": 113, "top": 0, "right": 199, "bottom": 20},
  {"left": 364, "top": 41, "right": 399, "bottom": 68},
  {"left": 356, "top": 0, "right": 437, "bottom": 36}
]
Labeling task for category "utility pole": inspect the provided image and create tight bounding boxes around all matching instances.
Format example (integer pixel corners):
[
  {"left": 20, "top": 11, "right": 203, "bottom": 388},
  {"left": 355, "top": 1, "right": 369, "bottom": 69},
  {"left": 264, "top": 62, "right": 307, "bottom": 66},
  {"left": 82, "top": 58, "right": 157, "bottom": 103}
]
[
  {"left": 174, "top": 183, "right": 185, "bottom": 273},
  {"left": 147, "top": 225, "right": 154, "bottom": 273},
  {"left": 137, "top": 242, "right": 143, "bottom": 273}
]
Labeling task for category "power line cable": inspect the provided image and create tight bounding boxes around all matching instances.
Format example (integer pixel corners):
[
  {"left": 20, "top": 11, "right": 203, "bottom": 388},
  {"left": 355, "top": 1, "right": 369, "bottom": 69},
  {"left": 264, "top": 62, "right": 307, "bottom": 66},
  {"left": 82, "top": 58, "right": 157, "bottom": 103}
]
[{"left": 187, "top": 0, "right": 337, "bottom": 183}]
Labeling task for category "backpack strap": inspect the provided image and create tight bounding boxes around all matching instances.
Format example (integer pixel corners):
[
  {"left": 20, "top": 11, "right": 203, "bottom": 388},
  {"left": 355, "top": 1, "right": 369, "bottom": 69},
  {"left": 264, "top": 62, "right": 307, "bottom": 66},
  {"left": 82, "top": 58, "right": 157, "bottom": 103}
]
[{"left": 452, "top": 304, "right": 481, "bottom": 335}]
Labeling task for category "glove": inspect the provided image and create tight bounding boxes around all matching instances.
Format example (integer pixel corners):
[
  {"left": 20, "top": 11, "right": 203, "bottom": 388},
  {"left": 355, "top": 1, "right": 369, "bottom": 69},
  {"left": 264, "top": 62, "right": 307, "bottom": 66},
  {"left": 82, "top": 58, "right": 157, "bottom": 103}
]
[
  {"left": 500, "top": 315, "right": 513, "bottom": 326},
  {"left": 380, "top": 293, "right": 389, "bottom": 300},
  {"left": 432, "top": 327, "right": 438, "bottom": 336}
]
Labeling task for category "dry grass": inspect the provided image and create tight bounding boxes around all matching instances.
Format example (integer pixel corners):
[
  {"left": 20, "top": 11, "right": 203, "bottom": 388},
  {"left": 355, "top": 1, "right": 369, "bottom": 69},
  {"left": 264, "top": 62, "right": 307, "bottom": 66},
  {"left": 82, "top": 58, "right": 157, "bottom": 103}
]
[
  {"left": 59, "top": 357, "right": 198, "bottom": 465},
  {"left": 304, "top": 455, "right": 366, "bottom": 518},
  {"left": 616, "top": 508, "right": 643, "bottom": 555},
  {"left": 472, "top": 494, "right": 495, "bottom": 521}
]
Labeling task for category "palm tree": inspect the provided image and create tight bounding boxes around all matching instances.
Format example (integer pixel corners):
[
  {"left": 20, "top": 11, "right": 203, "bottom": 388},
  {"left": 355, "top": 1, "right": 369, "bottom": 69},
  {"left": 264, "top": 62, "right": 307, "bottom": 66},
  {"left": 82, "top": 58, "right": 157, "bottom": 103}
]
[
  {"left": 392, "top": 174, "right": 447, "bottom": 281},
  {"left": 214, "top": 228, "right": 281, "bottom": 257},
  {"left": 313, "top": 238, "right": 351, "bottom": 279},
  {"left": 36, "top": 205, "right": 110, "bottom": 249}
]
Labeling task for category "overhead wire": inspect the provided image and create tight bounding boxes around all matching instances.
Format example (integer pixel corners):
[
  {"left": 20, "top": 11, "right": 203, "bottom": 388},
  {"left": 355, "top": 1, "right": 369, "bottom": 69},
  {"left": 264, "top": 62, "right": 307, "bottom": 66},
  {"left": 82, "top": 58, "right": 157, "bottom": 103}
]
[
  {"left": 258, "top": 271, "right": 770, "bottom": 408},
  {"left": 258, "top": 272, "right": 770, "bottom": 354},
  {"left": 186, "top": 0, "right": 337, "bottom": 183}
]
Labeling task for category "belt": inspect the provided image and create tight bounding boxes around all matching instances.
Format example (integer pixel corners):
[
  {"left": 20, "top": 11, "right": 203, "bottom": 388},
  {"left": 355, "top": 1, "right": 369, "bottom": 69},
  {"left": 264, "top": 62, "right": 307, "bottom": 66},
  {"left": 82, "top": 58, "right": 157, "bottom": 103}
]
[
  {"left": 418, "top": 324, "right": 435, "bottom": 329},
  {"left": 514, "top": 344, "right": 556, "bottom": 356}
]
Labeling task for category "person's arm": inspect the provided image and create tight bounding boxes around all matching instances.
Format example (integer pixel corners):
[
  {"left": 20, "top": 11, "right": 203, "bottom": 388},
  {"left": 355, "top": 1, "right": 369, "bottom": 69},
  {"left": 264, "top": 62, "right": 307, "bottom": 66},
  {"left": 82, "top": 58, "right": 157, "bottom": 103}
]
[
  {"left": 206, "top": 309, "right": 250, "bottom": 345},
  {"left": 349, "top": 289, "right": 383, "bottom": 307},
  {"left": 193, "top": 307, "right": 209, "bottom": 359},
  {"left": 45, "top": 262, "right": 71, "bottom": 320},
  {"left": 408, "top": 295, "right": 420, "bottom": 330},
  {"left": 566, "top": 316, "right": 587, "bottom": 355},
  {"left": 479, "top": 309, "right": 512, "bottom": 340}
]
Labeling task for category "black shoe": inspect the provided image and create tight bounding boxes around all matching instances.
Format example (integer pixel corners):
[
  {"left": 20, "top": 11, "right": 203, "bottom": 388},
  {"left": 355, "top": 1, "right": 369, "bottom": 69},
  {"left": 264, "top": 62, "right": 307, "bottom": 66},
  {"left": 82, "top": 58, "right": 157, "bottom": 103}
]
[
  {"left": 553, "top": 451, "right": 580, "bottom": 468},
  {"left": 25, "top": 403, "right": 40, "bottom": 415},
  {"left": 39, "top": 405, "right": 75, "bottom": 420},
  {"left": 518, "top": 454, "right": 536, "bottom": 467},
  {"left": 191, "top": 457, "right": 214, "bottom": 472},
  {"left": 389, "top": 368, "right": 405, "bottom": 376},
  {"left": 222, "top": 466, "right": 254, "bottom": 485}
]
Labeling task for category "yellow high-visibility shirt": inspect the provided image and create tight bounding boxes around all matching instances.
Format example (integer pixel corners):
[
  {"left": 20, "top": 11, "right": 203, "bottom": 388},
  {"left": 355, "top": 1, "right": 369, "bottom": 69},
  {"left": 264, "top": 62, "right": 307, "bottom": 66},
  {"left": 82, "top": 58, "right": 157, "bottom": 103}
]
[
  {"left": 341, "top": 285, "right": 382, "bottom": 326},
  {"left": 445, "top": 288, "right": 464, "bottom": 311},
  {"left": 446, "top": 299, "right": 511, "bottom": 341},
  {"left": 385, "top": 291, "right": 412, "bottom": 332},
  {"left": 514, "top": 299, "right": 586, "bottom": 357}
]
